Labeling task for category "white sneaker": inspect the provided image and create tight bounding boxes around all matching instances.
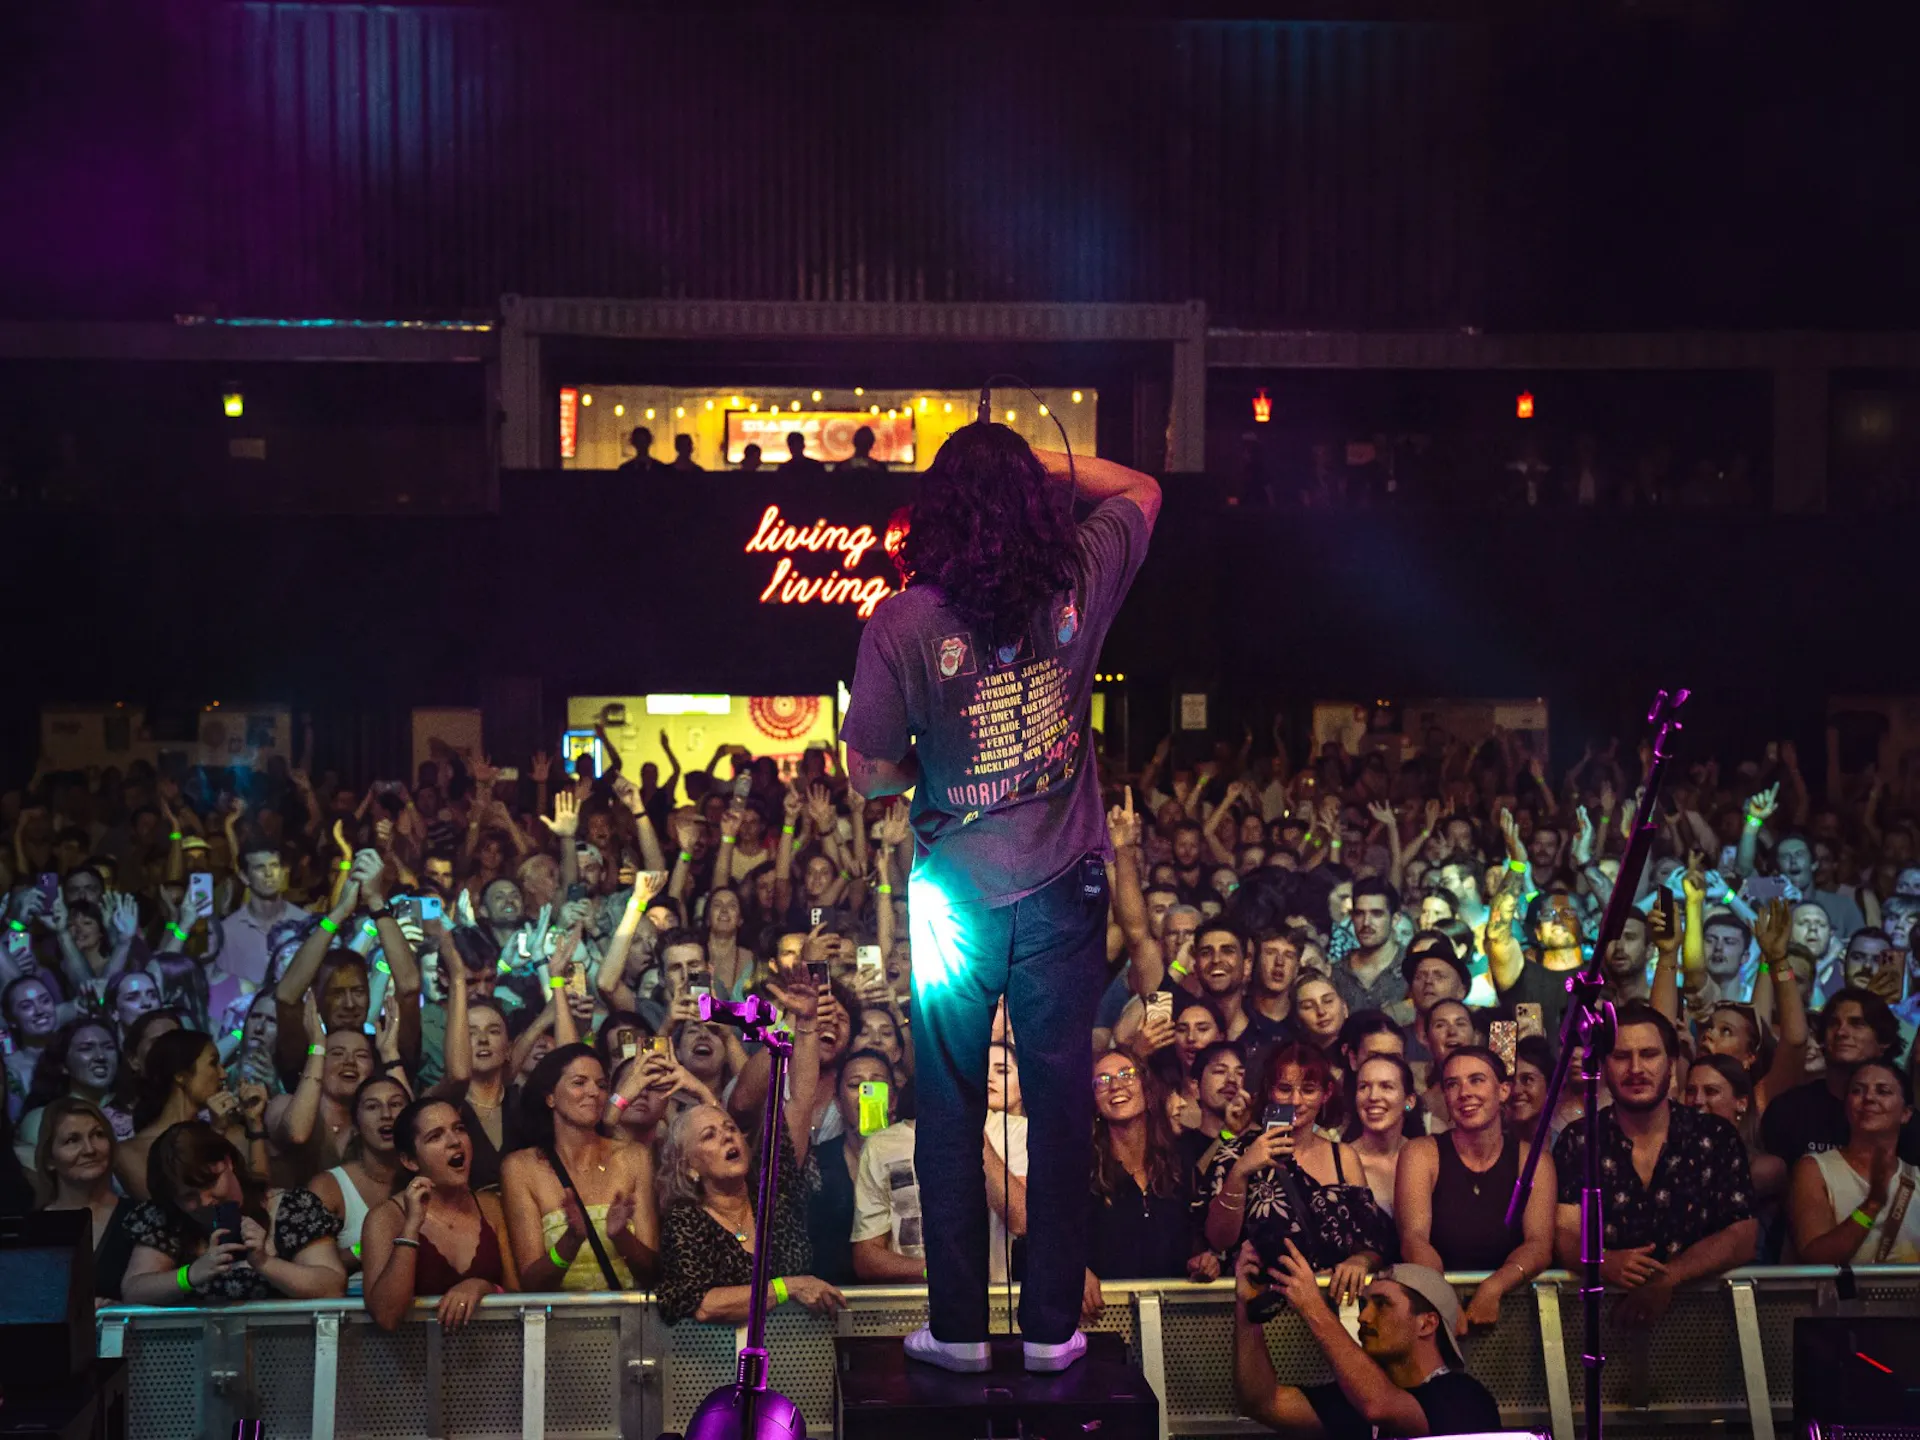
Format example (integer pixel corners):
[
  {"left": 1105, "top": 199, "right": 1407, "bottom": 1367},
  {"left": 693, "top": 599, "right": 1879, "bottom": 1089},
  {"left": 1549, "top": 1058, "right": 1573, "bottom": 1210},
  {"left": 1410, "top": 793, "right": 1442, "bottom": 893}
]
[
  {"left": 1023, "top": 1331, "right": 1087, "bottom": 1374},
  {"left": 904, "top": 1326, "right": 991, "bottom": 1373}
]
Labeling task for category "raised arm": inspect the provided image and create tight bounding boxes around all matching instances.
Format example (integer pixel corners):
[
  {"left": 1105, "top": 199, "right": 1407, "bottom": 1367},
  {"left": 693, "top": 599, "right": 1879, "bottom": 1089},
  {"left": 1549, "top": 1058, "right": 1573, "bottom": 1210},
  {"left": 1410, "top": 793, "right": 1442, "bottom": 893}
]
[
  {"left": 1679, "top": 853, "right": 1709, "bottom": 998},
  {"left": 773, "top": 786, "right": 803, "bottom": 914},
  {"left": 1032, "top": 448, "right": 1162, "bottom": 530},
  {"left": 1368, "top": 801, "right": 1407, "bottom": 894},
  {"left": 1649, "top": 895, "right": 1682, "bottom": 1022},
  {"left": 1735, "top": 785, "right": 1778, "bottom": 878},
  {"left": 1204, "top": 783, "right": 1244, "bottom": 866},
  {"left": 1749, "top": 900, "right": 1809, "bottom": 1102},
  {"left": 767, "top": 965, "right": 822, "bottom": 1167},
  {"left": 541, "top": 791, "right": 581, "bottom": 895},
  {"left": 548, "top": 927, "right": 585, "bottom": 1048},
  {"left": 275, "top": 855, "right": 374, "bottom": 1074},
  {"left": 432, "top": 940, "right": 472, "bottom": 1101},
  {"left": 1231, "top": 1245, "right": 1326, "bottom": 1437},
  {"left": 270, "top": 995, "right": 329, "bottom": 1148},
  {"left": 1108, "top": 790, "right": 1166, "bottom": 997},
  {"left": 656, "top": 732, "right": 682, "bottom": 805},
  {"left": 596, "top": 873, "right": 663, "bottom": 1009},
  {"left": 1484, "top": 887, "right": 1526, "bottom": 993}
]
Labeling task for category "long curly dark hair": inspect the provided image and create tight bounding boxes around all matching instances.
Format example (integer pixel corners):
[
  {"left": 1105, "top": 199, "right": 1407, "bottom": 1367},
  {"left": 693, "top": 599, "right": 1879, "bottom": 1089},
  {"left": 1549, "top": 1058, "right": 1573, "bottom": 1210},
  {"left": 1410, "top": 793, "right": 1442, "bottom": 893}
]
[{"left": 899, "top": 422, "right": 1077, "bottom": 646}]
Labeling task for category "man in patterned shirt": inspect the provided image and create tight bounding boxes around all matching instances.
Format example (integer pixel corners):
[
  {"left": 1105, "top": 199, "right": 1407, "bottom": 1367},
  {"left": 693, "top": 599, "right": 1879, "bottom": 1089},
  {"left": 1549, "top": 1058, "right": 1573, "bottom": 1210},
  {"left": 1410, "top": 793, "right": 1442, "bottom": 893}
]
[{"left": 1551, "top": 1001, "right": 1757, "bottom": 1327}]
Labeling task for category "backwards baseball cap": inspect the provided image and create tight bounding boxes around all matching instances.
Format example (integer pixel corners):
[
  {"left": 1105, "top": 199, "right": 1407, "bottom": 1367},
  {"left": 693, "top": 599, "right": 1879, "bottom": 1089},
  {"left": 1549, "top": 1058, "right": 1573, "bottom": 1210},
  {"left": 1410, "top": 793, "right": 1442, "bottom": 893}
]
[
  {"left": 1381, "top": 1263, "right": 1466, "bottom": 1370},
  {"left": 1400, "top": 930, "right": 1470, "bottom": 994}
]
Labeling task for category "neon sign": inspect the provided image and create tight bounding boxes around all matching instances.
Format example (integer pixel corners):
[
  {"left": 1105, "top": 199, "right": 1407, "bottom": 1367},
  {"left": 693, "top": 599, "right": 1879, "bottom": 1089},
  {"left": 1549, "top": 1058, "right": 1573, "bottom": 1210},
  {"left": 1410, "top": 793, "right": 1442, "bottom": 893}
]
[
  {"left": 744, "top": 505, "right": 895, "bottom": 618},
  {"left": 559, "top": 387, "right": 579, "bottom": 458}
]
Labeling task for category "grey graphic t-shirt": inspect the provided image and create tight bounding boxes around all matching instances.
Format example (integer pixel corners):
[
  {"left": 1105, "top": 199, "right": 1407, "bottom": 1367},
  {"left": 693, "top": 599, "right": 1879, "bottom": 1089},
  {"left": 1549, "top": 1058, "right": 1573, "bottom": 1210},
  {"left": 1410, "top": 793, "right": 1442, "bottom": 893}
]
[{"left": 841, "top": 496, "right": 1151, "bottom": 907}]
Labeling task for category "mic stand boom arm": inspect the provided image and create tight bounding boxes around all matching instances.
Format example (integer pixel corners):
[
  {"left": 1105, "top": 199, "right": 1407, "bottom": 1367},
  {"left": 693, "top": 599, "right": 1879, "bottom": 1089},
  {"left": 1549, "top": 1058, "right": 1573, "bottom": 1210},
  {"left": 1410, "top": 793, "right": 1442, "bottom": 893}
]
[{"left": 1503, "top": 687, "right": 1688, "bottom": 1440}]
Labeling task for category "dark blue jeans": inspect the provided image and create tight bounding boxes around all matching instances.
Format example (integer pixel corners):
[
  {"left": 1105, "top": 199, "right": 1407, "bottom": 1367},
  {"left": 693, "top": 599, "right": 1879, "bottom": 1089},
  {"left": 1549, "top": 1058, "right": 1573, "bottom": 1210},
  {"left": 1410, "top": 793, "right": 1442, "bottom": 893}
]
[{"left": 908, "top": 859, "right": 1108, "bottom": 1345}]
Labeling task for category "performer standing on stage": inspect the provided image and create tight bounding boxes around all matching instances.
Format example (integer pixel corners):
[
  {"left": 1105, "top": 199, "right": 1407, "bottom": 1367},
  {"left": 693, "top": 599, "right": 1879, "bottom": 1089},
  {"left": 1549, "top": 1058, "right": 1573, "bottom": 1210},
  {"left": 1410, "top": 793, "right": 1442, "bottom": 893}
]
[{"left": 842, "top": 420, "right": 1159, "bottom": 1374}]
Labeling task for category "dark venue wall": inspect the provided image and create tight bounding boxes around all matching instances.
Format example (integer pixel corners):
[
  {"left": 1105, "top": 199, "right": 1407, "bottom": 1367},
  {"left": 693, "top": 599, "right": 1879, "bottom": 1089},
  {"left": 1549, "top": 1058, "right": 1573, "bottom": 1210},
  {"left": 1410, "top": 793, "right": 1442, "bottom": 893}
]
[
  {"left": 0, "top": 2, "right": 1487, "bottom": 326},
  {"left": 0, "top": 472, "right": 1892, "bottom": 775}
]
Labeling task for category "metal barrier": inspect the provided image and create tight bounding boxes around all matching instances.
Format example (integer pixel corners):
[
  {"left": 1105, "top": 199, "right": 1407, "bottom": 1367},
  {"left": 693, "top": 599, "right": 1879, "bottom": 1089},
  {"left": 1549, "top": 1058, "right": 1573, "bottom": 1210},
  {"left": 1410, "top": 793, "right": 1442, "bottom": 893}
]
[{"left": 95, "top": 1266, "right": 1920, "bottom": 1440}]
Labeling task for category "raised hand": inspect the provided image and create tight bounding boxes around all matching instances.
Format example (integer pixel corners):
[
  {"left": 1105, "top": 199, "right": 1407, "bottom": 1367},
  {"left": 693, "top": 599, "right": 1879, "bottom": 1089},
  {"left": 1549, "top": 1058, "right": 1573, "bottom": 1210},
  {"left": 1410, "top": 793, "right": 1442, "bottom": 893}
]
[
  {"left": 611, "top": 773, "right": 643, "bottom": 815},
  {"left": 374, "top": 986, "right": 402, "bottom": 1064},
  {"left": 1494, "top": 807, "right": 1525, "bottom": 863},
  {"left": 303, "top": 990, "right": 327, "bottom": 1046},
  {"left": 1753, "top": 898, "right": 1791, "bottom": 965},
  {"left": 332, "top": 820, "right": 353, "bottom": 866},
  {"left": 470, "top": 755, "right": 498, "bottom": 787},
  {"left": 719, "top": 804, "right": 743, "bottom": 842},
  {"left": 349, "top": 847, "right": 384, "bottom": 894},
  {"left": 1133, "top": 1008, "right": 1176, "bottom": 1056},
  {"left": 1366, "top": 800, "right": 1396, "bottom": 831},
  {"left": 1745, "top": 783, "right": 1779, "bottom": 824},
  {"left": 1647, "top": 895, "right": 1677, "bottom": 950},
  {"left": 1421, "top": 798, "right": 1442, "bottom": 834},
  {"left": 1681, "top": 851, "right": 1707, "bottom": 903},
  {"left": 1572, "top": 805, "right": 1595, "bottom": 865},
  {"left": 110, "top": 892, "right": 140, "bottom": 943},
  {"left": 877, "top": 799, "right": 910, "bottom": 849},
  {"left": 542, "top": 792, "right": 580, "bottom": 839},
  {"left": 1107, "top": 786, "right": 1142, "bottom": 851},
  {"left": 805, "top": 782, "right": 836, "bottom": 833},
  {"left": 782, "top": 786, "right": 804, "bottom": 827}
]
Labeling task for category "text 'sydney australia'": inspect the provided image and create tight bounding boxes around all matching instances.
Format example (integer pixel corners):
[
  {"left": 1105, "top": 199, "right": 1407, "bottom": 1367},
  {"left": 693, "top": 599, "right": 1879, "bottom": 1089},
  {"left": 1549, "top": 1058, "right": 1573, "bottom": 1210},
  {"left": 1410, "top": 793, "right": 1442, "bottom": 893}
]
[{"left": 949, "top": 649, "right": 1081, "bottom": 819}]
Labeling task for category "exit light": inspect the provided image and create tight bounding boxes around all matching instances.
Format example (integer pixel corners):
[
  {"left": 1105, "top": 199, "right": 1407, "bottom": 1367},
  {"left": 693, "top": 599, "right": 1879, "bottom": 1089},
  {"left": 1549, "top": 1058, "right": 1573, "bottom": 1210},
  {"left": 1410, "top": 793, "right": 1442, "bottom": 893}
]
[
  {"left": 1252, "top": 389, "right": 1272, "bottom": 423},
  {"left": 1516, "top": 390, "right": 1535, "bottom": 420},
  {"left": 222, "top": 392, "right": 244, "bottom": 418}
]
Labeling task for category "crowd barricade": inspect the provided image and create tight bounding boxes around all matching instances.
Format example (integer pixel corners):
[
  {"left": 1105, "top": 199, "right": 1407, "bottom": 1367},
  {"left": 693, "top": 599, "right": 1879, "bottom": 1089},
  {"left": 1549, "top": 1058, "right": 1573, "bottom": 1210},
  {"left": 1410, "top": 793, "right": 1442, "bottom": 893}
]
[{"left": 95, "top": 1265, "right": 1920, "bottom": 1440}]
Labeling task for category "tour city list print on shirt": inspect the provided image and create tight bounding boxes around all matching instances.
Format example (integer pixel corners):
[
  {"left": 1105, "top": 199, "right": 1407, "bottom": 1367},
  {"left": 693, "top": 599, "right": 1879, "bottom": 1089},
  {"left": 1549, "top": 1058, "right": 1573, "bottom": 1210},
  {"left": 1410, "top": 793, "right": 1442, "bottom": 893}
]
[{"left": 948, "top": 652, "right": 1082, "bottom": 818}]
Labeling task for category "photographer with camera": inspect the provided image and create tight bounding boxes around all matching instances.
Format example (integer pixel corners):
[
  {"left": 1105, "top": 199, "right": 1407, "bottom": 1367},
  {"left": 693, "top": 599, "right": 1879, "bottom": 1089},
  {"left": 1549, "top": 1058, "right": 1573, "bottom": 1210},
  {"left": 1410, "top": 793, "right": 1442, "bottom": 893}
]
[{"left": 1232, "top": 1239, "right": 1500, "bottom": 1438}]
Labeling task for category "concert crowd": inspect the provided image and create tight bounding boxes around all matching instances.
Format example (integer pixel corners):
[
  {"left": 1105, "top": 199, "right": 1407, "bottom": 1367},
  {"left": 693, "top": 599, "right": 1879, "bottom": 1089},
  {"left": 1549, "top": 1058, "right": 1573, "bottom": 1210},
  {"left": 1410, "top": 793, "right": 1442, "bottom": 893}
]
[{"left": 1, "top": 721, "right": 1915, "bottom": 1329}]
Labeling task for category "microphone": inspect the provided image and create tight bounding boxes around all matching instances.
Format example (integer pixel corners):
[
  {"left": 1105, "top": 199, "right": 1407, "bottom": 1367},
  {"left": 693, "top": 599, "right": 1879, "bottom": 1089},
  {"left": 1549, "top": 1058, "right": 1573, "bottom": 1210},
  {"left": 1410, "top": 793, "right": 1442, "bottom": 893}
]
[{"left": 977, "top": 382, "right": 992, "bottom": 427}]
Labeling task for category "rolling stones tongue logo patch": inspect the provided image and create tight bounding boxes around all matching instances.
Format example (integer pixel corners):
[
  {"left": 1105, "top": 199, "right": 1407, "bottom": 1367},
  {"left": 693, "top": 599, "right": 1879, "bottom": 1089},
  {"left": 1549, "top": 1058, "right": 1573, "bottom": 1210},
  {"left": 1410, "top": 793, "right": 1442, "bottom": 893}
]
[
  {"left": 935, "top": 633, "right": 975, "bottom": 680},
  {"left": 1056, "top": 600, "right": 1079, "bottom": 646}
]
